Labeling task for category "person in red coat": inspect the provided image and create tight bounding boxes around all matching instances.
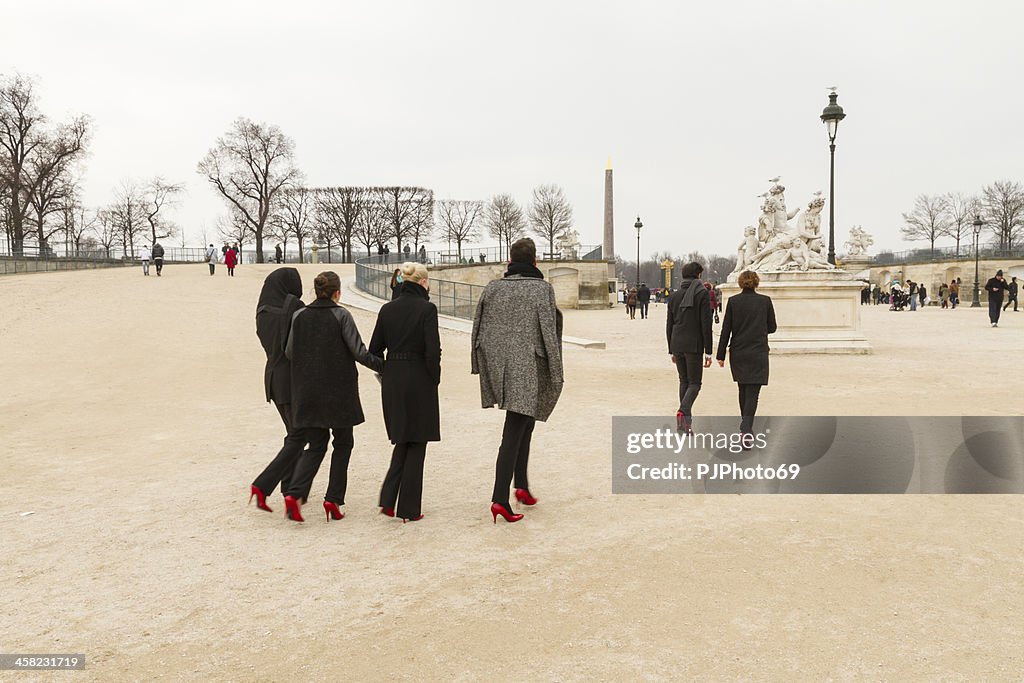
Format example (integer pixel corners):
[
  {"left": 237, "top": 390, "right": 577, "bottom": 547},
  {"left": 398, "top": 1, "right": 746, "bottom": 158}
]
[
  {"left": 705, "top": 281, "right": 720, "bottom": 324},
  {"left": 224, "top": 247, "right": 238, "bottom": 276}
]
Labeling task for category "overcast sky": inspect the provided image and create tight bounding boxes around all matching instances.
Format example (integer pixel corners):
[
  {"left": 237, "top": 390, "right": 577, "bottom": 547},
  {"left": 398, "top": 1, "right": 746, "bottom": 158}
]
[{"left": 5, "top": 0, "right": 1023, "bottom": 258}]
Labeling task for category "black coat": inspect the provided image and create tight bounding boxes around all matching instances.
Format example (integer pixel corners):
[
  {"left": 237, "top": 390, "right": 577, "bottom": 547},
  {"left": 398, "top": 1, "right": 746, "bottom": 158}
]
[
  {"left": 715, "top": 289, "right": 777, "bottom": 385},
  {"left": 369, "top": 281, "right": 441, "bottom": 444},
  {"left": 985, "top": 277, "right": 1009, "bottom": 302},
  {"left": 637, "top": 285, "right": 651, "bottom": 303},
  {"left": 256, "top": 268, "right": 303, "bottom": 405},
  {"left": 666, "top": 279, "right": 713, "bottom": 355},
  {"left": 286, "top": 299, "right": 383, "bottom": 429}
]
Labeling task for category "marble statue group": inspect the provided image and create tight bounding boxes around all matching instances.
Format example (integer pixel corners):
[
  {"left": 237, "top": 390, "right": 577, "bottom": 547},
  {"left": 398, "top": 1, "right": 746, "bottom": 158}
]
[{"left": 732, "top": 178, "right": 836, "bottom": 278}]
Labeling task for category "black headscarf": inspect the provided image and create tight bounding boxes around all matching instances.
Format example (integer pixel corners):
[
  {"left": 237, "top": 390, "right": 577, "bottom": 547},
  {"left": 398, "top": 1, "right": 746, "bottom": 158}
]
[
  {"left": 256, "top": 268, "right": 302, "bottom": 315},
  {"left": 504, "top": 261, "right": 545, "bottom": 279}
]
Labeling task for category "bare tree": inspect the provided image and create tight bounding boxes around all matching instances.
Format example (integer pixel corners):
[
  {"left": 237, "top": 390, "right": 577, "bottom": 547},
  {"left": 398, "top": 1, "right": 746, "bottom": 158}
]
[
  {"left": 59, "top": 196, "right": 97, "bottom": 255},
  {"left": 409, "top": 189, "right": 434, "bottom": 254},
  {"left": 316, "top": 186, "right": 364, "bottom": 262},
  {"left": 436, "top": 199, "right": 482, "bottom": 260},
  {"left": 108, "top": 181, "right": 149, "bottom": 257},
  {"left": 95, "top": 208, "right": 118, "bottom": 258},
  {"left": 272, "top": 187, "right": 315, "bottom": 263},
  {"left": 939, "top": 192, "right": 981, "bottom": 257},
  {"left": 217, "top": 206, "right": 253, "bottom": 254},
  {"left": 528, "top": 184, "right": 574, "bottom": 258},
  {"left": 0, "top": 74, "right": 89, "bottom": 254},
  {"left": 900, "top": 194, "right": 949, "bottom": 256},
  {"left": 197, "top": 117, "right": 299, "bottom": 263},
  {"left": 485, "top": 194, "right": 526, "bottom": 260},
  {"left": 377, "top": 186, "right": 431, "bottom": 255},
  {"left": 354, "top": 196, "right": 387, "bottom": 258},
  {"left": 980, "top": 180, "right": 1024, "bottom": 252},
  {"left": 143, "top": 177, "right": 184, "bottom": 245}
]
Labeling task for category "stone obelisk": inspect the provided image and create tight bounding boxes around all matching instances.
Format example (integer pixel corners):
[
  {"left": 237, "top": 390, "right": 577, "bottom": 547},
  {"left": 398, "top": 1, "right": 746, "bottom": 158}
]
[{"left": 603, "top": 157, "right": 614, "bottom": 260}]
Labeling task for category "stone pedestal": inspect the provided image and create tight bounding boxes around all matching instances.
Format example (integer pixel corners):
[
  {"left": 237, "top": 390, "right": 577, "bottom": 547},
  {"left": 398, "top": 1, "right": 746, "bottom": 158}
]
[{"left": 720, "top": 270, "right": 872, "bottom": 354}]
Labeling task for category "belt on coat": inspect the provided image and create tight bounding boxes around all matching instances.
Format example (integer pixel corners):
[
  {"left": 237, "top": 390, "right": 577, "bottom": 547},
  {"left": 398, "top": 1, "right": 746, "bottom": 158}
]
[{"left": 386, "top": 352, "right": 424, "bottom": 361}]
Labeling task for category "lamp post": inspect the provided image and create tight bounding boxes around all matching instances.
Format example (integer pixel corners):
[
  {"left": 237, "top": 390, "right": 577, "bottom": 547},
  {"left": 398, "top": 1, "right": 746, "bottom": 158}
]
[
  {"left": 971, "top": 214, "right": 983, "bottom": 307},
  {"left": 634, "top": 216, "right": 643, "bottom": 286},
  {"left": 820, "top": 88, "right": 846, "bottom": 265}
]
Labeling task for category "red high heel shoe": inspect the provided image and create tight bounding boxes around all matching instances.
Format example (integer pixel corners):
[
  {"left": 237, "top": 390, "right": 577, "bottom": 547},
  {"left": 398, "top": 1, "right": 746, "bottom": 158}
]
[
  {"left": 402, "top": 514, "right": 424, "bottom": 523},
  {"left": 514, "top": 488, "right": 538, "bottom": 506},
  {"left": 380, "top": 506, "right": 395, "bottom": 517},
  {"left": 249, "top": 485, "right": 273, "bottom": 512},
  {"left": 284, "top": 495, "right": 304, "bottom": 522},
  {"left": 491, "top": 502, "right": 523, "bottom": 524},
  {"left": 323, "top": 501, "right": 344, "bottom": 521}
]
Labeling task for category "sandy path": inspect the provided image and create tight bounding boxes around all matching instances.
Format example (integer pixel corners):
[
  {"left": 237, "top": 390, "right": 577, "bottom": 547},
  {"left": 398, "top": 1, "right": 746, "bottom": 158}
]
[{"left": 0, "top": 263, "right": 1021, "bottom": 681}]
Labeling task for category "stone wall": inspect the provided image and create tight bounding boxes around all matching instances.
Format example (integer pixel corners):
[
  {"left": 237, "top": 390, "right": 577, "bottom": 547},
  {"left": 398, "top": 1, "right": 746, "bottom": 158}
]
[
  {"left": 868, "top": 257, "right": 1024, "bottom": 303},
  {"left": 429, "top": 260, "right": 614, "bottom": 309}
]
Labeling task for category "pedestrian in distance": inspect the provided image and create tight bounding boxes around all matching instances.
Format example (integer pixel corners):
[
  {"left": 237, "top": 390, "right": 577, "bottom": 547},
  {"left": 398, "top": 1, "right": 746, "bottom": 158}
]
[
  {"left": 666, "top": 261, "right": 714, "bottom": 433},
  {"left": 139, "top": 244, "right": 151, "bottom": 276},
  {"left": 472, "top": 238, "right": 563, "bottom": 524},
  {"left": 369, "top": 262, "right": 441, "bottom": 523},
  {"left": 985, "top": 270, "right": 1010, "bottom": 327},
  {"left": 249, "top": 268, "right": 308, "bottom": 512},
  {"left": 280, "top": 271, "right": 384, "bottom": 522},
  {"left": 389, "top": 268, "right": 402, "bottom": 301},
  {"left": 225, "top": 246, "right": 238, "bottom": 276},
  {"left": 152, "top": 242, "right": 165, "bottom": 276},
  {"left": 626, "top": 288, "right": 638, "bottom": 319},
  {"left": 1002, "top": 276, "right": 1018, "bottom": 312},
  {"left": 716, "top": 270, "right": 777, "bottom": 441},
  {"left": 637, "top": 282, "right": 651, "bottom": 319},
  {"left": 205, "top": 244, "right": 218, "bottom": 275}
]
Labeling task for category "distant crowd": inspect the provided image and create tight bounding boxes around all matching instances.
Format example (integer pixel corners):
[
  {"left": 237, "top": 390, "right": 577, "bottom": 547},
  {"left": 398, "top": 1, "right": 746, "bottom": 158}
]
[{"left": 860, "top": 270, "right": 1017, "bottom": 326}]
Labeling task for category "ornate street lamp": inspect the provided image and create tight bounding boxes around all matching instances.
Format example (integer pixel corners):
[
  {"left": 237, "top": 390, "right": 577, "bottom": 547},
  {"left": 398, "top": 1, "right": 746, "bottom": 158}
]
[
  {"left": 820, "top": 88, "right": 846, "bottom": 265},
  {"left": 634, "top": 216, "right": 643, "bottom": 286},
  {"left": 971, "top": 214, "right": 983, "bottom": 307}
]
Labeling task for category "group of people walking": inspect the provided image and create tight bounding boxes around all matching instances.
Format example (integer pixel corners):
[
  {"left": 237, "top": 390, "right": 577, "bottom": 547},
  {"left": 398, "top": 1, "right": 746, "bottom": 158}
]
[
  {"left": 205, "top": 243, "right": 240, "bottom": 276},
  {"left": 138, "top": 242, "right": 165, "bottom": 276},
  {"left": 666, "top": 263, "right": 777, "bottom": 438},
  {"left": 871, "top": 271, "right": 1017, "bottom": 326},
  {"left": 249, "top": 237, "right": 563, "bottom": 525}
]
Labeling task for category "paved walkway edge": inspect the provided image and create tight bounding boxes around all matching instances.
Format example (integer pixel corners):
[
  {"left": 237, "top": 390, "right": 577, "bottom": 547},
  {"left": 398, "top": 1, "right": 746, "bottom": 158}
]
[{"left": 343, "top": 277, "right": 605, "bottom": 349}]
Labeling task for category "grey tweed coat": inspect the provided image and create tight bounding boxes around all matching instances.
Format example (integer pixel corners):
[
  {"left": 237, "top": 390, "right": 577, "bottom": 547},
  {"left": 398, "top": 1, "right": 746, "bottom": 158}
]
[{"left": 471, "top": 275, "right": 564, "bottom": 421}]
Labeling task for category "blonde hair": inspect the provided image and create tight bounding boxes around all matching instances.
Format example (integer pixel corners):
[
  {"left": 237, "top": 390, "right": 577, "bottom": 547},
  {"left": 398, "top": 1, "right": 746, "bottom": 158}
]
[{"left": 400, "top": 261, "right": 428, "bottom": 283}]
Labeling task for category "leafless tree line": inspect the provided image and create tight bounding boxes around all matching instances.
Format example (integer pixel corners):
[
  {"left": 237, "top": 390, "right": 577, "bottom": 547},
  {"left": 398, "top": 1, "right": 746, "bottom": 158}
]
[
  {"left": 0, "top": 73, "right": 183, "bottom": 259},
  {"left": 901, "top": 181, "right": 1024, "bottom": 255},
  {"left": 616, "top": 251, "right": 737, "bottom": 288}
]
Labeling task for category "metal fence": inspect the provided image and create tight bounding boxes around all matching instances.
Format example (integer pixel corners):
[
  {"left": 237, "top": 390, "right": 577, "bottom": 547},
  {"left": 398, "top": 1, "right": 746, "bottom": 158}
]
[
  {"left": 874, "top": 244, "right": 1024, "bottom": 264},
  {"left": 353, "top": 243, "right": 604, "bottom": 320}
]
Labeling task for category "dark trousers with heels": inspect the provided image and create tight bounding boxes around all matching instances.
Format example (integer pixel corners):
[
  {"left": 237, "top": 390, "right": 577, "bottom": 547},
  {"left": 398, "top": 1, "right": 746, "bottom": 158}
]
[
  {"left": 492, "top": 411, "right": 535, "bottom": 507},
  {"left": 284, "top": 426, "right": 354, "bottom": 505},
  {"left": 738, "top": 384, "right": 762, "bottom": 433},
  {"left": 252, "top": 403, "right": 306, "bottom": 498},
  {"left": 379, "top": 442, "right": 426, "bottom": 518}
]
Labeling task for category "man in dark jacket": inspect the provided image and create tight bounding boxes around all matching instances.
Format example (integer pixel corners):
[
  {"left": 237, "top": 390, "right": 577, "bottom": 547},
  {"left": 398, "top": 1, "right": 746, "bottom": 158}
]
[
  {"left": 152, "top": 242, "right": 165, "bottom": 276},
  {"left": 1002, "top": 276, "right": 1018, "bottom": 312},
  {"left": 637, "top": 283, "right": 651, "bottom": 319},
  {"left": 985, "top": 270, "right": 1010, "bottom": 326},
  {"left": 665, "top": 262, "right": 713, "bottom": 432}
]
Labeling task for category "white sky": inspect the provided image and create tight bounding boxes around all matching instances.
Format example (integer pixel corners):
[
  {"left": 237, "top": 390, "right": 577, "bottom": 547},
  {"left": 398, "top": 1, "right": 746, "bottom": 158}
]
[{"left": 5, "top": 0, "right": 1023, "bottom": 257}]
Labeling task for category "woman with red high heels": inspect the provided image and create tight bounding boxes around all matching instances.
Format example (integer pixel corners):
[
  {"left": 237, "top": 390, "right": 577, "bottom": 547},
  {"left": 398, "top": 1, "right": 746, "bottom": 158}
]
[
  {"left": 471, "top": 238, "right": 563, "bottom": 524},
  {"left": 280, "top": 271, "right": 383, "bottom": 522},
  {"left": 369, "top": 262, "right": 441, "bottom": 522},
  {"left": 249, "top": 268, "right": 308, "bottom": 513}
]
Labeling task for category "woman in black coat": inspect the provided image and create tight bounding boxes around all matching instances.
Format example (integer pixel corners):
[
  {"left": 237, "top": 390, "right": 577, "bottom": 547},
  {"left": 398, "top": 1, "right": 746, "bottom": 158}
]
[
  {"left": 281, "top": 271, "right": 384, "bottom": 523},
  {"left": 369, "top": 262, "right": 441, "bottom": 522},
  {"left": 389, "top": 268, "right": 402, "bottom": 300},
  {"left": 250, "top": 268, "right": 306, "bottom": 512},
  {"left": 715, "top": 270, "right": 777, "bottom": 435}
]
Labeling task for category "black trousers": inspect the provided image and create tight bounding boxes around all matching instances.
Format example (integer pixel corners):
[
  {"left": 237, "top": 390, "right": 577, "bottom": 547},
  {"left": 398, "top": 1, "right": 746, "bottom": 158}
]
[
  {"left": 1003, "top": 294, "right": 1018, "bottom": 311},
  {"left": 989, "top": 298, "right": 1002, "bottom": 324},
  {"left": 208, "top": 263, "right": 215, "bottom": 275},
  {"left": 675, "top": 352, "right": 703, "bottom": 416},
  {"left": 155, "top": 258, "right": 164, "bottom": 275},
  {"left": 379, "top": 442, "right": 427, "bottom": 518},
  {"left": 640, "top": 302, "right": 649, "bottom": 318},
  {"left": 252, "top": 402, "right": 306, "bottom": 498},
  {"left": 492, "top": 411, "right": 536, "bottom": 506},
  {"left": 284, "top": 426, "right": 354, "bottom": 505},
  {"left": 738, "top": 384, "right": 762, "bottom": 434}
]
